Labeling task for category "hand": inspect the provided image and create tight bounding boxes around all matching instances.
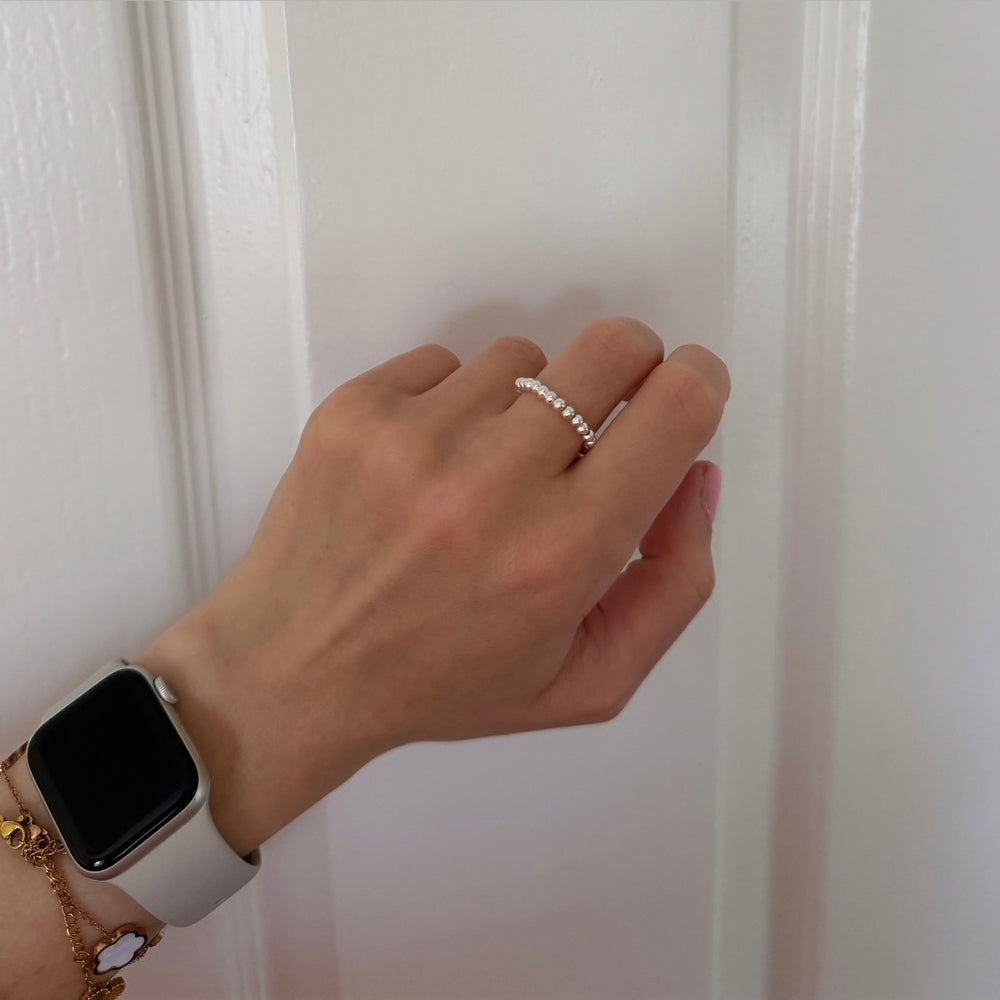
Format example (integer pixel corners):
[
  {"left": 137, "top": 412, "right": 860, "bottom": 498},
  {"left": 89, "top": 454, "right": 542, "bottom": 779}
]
[{"left": 140, "top": 318, "right": 730, "bottom": 855}]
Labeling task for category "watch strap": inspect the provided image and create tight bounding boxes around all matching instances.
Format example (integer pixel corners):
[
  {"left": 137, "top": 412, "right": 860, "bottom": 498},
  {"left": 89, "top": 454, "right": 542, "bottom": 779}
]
[{"left": 111, "top": 799, "right": 260, "bottom": 926}]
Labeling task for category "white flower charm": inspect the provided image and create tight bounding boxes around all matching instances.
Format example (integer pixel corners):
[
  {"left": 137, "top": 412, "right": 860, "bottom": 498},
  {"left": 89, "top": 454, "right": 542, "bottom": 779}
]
[{"left": 93, "top": 927, "right": 148, "bottom": 974}]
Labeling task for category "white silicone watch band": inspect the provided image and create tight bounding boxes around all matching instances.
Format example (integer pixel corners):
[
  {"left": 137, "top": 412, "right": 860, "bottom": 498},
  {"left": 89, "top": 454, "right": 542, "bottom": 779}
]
[{"left": 111, "top": 800, "right": 260, "bottom": 926}]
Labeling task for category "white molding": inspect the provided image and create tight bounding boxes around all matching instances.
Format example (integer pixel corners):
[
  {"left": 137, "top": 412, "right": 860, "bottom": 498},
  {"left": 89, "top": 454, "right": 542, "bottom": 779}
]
[
  {"left": 713, "top": 4, "right": 870, "bottom": 999},
  {"left": 123, "top": 2, "right": 316, "bottom": 996},
  {"left": 768, "top": 4, "right": 870, "bottom": 1000},
  {"left": 125, "top": 5, "right": 268, "bottom": 997},
  {"left": 712, "top": 6, "right": 805, "bottom": 999},
  {"left": 126, "top": 1, "right": 224, "bottom": 598},
  {"left": 132, "top": 0, "right": 313, "bottom": 576}
]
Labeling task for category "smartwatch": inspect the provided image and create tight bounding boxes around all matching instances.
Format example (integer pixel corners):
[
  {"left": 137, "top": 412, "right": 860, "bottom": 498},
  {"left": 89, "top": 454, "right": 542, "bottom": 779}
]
[{"left": 25, "top": 658, "right": 261, "bottom": 926}]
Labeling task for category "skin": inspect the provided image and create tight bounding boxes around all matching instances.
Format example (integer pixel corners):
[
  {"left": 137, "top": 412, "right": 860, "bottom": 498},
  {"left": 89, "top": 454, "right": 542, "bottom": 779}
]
[{"left": 0, "top": 318, "right": 729, "bottom": 999}]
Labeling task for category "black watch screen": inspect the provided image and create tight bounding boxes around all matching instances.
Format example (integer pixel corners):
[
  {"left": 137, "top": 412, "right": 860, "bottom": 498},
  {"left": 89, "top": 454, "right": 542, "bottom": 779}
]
[{"left": 27, "top": 668, "right": 199, "bottom": 873}]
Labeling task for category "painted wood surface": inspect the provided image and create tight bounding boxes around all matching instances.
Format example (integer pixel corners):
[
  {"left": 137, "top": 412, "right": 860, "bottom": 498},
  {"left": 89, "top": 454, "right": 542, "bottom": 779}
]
[{"left": 281, "top": 4, "right": 728, "bottom": 998}]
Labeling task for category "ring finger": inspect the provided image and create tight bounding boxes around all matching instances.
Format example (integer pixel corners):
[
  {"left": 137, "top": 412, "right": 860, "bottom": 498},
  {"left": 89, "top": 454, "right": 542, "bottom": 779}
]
[{"left": 503, "top": 317, "right": 664, "bottom": 473}]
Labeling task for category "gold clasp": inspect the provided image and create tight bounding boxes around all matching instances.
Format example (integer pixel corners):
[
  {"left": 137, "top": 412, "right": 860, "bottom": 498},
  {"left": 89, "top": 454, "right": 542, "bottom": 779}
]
[{"left": 0, "top": 812, "right": 33, "bottom": 850}]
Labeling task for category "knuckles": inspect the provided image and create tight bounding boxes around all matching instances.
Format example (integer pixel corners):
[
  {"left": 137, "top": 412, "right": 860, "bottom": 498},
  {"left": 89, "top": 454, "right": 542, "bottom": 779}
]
[
  {"left": 493, "top": 335, "right": 547, "bottom": 371},
  {"left": 661, "top": 360, "right": 727, "bottom": 436},
  {"left": 300, "top": 382, "right": 385, "bottom": 460},
  {"left": 581, "top": 317, "right": 664, "bottom": 372},
  {"left": 413, "top": 342, "right": 462, "bottom": 371}
]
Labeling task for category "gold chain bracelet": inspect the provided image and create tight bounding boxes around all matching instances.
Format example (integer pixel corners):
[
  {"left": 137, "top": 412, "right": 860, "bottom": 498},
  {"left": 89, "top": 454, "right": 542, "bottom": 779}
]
[{"left": 0, "top": 745, "right": 162, "bottom": 1000}]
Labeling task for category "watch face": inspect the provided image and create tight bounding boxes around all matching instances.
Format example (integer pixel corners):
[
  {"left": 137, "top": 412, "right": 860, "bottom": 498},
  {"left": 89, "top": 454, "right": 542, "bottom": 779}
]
[{"left": 27, "top": 668, "right": 199, "bottom": 872}]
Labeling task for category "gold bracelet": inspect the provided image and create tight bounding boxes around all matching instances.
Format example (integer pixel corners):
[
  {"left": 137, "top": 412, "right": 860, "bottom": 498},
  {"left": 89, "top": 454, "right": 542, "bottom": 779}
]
[{"left": 0, "top": 744, "right": 163, "bottom": 1000}]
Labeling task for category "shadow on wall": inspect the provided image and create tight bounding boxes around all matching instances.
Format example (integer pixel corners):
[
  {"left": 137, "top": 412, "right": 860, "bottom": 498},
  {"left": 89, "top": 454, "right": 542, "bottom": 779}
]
[
  {"left": 410, "top": 253, "right": 717, "bottom": 366},
  {"left": 425, "top": 286, "right": 610, "bottom": 361}
]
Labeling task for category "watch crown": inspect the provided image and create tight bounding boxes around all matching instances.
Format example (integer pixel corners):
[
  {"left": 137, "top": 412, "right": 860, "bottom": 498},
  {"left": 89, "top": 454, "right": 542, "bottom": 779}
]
[{"left": 153, "top": 676, "right": 179, "bottom": 705}]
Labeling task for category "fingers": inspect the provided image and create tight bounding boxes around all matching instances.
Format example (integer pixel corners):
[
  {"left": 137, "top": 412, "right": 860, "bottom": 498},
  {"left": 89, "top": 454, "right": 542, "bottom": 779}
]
[
  {"left": 419, "top": 336, "right": 547, "bottom": 420},
  {"left": 351, "top": 343, "right": 462, "bottom": 396},
  {"left": 503, "top": 318, "right": 664, "bottom": 473},
  {"left": 571, "top": 344, "right": 729, "bottom": 575},
  {"left": 523, "top": 461, "right": 718, "bottom": 729}
]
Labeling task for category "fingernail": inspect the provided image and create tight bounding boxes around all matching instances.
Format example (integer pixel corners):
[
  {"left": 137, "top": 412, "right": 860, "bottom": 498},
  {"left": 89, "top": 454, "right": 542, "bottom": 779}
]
[{"left": 701, "top": 462, "right": 722, "bottom": 523}]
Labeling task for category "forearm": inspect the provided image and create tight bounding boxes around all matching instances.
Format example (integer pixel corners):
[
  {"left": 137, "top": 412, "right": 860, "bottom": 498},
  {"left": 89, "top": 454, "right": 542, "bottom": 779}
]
[{"left": 0, "top": 595, "right": 387, "bottom": 1000}]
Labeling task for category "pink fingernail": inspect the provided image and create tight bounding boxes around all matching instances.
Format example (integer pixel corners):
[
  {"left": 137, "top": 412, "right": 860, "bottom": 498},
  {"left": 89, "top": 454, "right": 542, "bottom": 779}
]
[{"left": 701, "top": 463, "right": 722, "bottom": 523}]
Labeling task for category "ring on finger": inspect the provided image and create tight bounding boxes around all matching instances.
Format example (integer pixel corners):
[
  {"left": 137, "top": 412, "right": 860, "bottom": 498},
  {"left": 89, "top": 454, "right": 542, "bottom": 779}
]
[{"left": 514, "top": 377, "right": 597, "bottom": 455}]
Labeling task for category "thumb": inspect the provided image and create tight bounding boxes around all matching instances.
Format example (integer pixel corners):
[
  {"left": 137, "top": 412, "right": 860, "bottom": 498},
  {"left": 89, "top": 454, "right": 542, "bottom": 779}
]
[
  {"left": 609, "top": 457, "right": 721, "bottom": 627},
  {"left": 525, "top": 460, "right": 721, "bottom": 728},
  {"left": 640, "top": 458, "right": 720, "bottom": 561}
]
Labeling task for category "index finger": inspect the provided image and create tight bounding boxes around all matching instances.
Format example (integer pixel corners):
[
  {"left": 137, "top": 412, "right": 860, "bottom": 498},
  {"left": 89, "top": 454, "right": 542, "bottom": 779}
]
[{"left": 568, "top": 343, "right": 730, "bottom": 569}]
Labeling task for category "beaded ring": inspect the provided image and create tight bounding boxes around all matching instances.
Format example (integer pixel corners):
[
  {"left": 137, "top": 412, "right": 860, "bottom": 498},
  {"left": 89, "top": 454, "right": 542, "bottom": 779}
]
[{"left": 514, "top": 377, "right": 597, "bottom": 455}]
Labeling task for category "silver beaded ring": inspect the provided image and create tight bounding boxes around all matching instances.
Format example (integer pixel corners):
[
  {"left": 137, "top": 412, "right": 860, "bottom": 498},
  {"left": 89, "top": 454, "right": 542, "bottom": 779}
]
[{"left": 514, "top": 377, "right": 597, "bottom": 455}]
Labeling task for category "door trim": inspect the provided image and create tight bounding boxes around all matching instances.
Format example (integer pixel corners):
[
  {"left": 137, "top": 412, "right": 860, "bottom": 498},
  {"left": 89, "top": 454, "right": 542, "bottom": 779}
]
[{"left": 123, "top": 3, "right": 315, "bottom": 996}]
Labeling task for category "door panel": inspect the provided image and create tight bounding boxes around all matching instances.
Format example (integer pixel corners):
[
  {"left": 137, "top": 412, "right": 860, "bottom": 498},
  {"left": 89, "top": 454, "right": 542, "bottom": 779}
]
[{"left": 282, "top": 4, "right": 729, "bottom": 998}]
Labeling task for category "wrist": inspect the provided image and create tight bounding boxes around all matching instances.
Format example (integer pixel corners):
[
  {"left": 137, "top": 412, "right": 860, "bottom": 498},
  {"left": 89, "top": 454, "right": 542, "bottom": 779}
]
[
  {"left": 136, "top": 609, "right": 261, "bottom": 857},
  {"left": 136, "top": 586, "right": 392, "bottom": 857}
]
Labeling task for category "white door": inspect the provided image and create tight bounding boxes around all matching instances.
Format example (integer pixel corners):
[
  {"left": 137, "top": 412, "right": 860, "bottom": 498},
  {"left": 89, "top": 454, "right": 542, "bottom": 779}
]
[{"left": 3, "top": 4, "right": 999, "bottom": 999}]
